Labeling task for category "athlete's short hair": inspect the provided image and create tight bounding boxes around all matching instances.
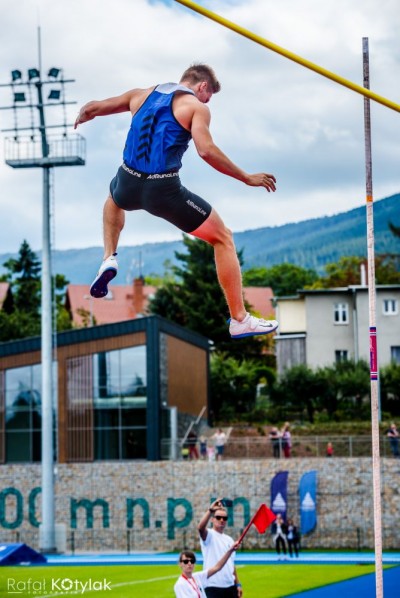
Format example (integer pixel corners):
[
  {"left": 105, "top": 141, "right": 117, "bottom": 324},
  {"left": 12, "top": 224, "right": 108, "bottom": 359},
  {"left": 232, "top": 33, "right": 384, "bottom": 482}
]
[{"left": 180, "top": 63, "right": 221, "bottom": 93}]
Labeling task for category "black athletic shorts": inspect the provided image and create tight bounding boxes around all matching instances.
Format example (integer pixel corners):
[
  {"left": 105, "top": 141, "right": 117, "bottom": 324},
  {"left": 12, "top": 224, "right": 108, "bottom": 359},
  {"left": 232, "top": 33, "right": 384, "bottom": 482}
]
[{"left": 109, "top": 163, "right": 212, "bottom": 233}]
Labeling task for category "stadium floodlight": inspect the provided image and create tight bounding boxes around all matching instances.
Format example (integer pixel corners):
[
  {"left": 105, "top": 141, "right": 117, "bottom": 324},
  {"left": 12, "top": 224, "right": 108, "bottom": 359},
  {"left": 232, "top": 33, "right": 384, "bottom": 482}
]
[
  {"left": 48, "top": 89, "right": 61, "bottom": 100},
  {"left": 13, "top": 92, "right": 26, "bottom": 102},
  {"left": 28, "top": 68, "right": 40, "bottom": 80},
  {"left": 0, "top": 27, "right": 85, "bottom": 555},
  {"left": 11, "top": 69, "right": 22, "bottom": 82},
  {"left": 47, "top": 67, "right": 60, "bottom": 78}
]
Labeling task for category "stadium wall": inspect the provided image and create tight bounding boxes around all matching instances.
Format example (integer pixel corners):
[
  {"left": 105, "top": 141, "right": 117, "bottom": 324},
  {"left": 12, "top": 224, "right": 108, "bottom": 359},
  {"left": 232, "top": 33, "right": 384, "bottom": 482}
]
[{"left": 0, "top": 459, "right": 399, "bottom": 552}]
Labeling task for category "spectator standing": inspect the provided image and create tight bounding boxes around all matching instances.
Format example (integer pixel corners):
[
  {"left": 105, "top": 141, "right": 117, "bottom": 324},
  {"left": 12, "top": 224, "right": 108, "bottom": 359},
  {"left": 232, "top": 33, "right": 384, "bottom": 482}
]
[
  {"left": 213, "top": 428, "right": 227, "bottom": 461},
  {"left": 326, "top": 442, "right": 334, "bottom": 458},
  {"left": 387, "top": 422, "right": 400, "bottom": 457},
  {"left": 286, "top": 518, "right": 300, "bottom": 558},
  {"left": 271, "top": 513, "right": 288, "bottom": 560},
  {"left": 281, "top": 422, "right": 292, "bottom": 459},
  {"left": 269, "top": 426, "right": 281, "bottom": 458},
  {"left": 199, "top": 435, "right": 208, "bottom": 460},
  {"left": 188, "top": 430, "right": 199, "bottom": 460}
]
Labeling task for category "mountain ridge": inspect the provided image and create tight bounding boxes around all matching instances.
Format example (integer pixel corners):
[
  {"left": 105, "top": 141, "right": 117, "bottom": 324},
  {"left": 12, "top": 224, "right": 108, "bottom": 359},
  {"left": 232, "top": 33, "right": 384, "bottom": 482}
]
[{"left": 0, "top": 193, "right": 399, "bottom": 285}]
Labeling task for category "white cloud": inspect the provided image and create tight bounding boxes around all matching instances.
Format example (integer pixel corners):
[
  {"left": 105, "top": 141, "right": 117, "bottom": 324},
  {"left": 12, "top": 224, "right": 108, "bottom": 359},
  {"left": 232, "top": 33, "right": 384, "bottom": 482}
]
[{"left": 0, "top": 0, "right": 399, "bottom": 255}]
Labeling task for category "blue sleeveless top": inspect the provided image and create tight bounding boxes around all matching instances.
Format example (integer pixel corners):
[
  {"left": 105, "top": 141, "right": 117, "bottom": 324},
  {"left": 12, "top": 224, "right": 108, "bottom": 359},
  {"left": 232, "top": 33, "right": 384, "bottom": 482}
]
[{"left": 123, "top": 83, "right": 194, "bottom": 174}]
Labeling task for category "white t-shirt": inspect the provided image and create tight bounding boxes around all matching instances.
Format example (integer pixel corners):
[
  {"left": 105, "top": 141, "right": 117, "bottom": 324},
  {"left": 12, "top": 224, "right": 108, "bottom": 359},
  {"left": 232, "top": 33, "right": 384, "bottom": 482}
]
[
  {"left": 200, "top": 528, "right": 235, "bottom": 588},
  {"left": 174, "top": 571, "right": 209, "bottom": 597},
  {"left": 213, "top": 432, "right": 226, "bottom": 447}
]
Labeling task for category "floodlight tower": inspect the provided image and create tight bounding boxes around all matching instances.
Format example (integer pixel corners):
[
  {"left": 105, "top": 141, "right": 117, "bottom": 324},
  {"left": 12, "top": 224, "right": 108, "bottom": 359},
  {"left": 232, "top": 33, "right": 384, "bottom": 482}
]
[{"left": 0, "top": 28, "right": 86, "bottom": 553}]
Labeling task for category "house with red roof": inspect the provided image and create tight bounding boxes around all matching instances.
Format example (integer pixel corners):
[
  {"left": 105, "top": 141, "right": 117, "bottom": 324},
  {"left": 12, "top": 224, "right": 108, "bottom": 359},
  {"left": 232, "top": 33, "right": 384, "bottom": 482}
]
[
  {"left": 66, "top": 277, "right": 157, "bottom": 327},
  {"left": 66, "top": 279, "right": 275, "bottom": 327}
]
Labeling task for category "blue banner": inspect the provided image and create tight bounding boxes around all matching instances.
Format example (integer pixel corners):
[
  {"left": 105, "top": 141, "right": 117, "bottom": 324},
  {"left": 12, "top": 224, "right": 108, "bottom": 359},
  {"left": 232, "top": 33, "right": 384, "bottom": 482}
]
[
  {"left": 270, "top": 471, "right": 288, "bottom": 521},
  {"left": 299, "top": 470, "right": 317, "bottom": 535}
]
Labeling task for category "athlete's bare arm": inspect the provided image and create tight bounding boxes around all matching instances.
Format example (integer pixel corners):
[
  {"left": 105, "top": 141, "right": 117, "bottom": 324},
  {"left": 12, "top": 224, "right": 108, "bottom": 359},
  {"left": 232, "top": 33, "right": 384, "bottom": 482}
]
[
  {"left": 74, "top": 87, "right": 154, "bottom": 129},
  {"left": 189, "top": 100, "right": 276, "bottom": 192}
]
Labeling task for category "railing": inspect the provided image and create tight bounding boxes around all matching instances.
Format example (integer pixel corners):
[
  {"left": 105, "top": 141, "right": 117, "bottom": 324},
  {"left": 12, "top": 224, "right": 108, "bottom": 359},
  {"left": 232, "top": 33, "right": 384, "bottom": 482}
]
[
  {"left": 161, "top": 436, "right": 398, "bottom": 460},
  {"left": 4, "top": 133, "right": 86, "bottom": 167}
]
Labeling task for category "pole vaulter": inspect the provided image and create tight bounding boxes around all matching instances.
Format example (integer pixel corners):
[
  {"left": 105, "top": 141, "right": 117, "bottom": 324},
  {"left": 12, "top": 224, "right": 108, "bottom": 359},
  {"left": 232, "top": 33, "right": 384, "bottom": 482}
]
[{"left": 174, "top": 0, "right": 400, "bottom": 113}]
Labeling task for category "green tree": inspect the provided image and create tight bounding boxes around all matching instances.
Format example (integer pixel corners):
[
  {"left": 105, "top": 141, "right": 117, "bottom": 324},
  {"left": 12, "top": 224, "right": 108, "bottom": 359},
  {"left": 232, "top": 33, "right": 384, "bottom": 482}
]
[
  {"left": 330, "top": 360, "right": 370, "bottom": 419},
  {"left": 268, "top": 360, "right": 372, "bottom": 424},
  {"left": 0, "top": 241, "right": 72, "bottom": 342},
  {"left": 149, "top": 235, "right": 272, "bottom": 359},
  {"left": 243, "top": 263, "right": 318, "bottom": 296},
  {"left": 374, "top": 254, "right": 400, "bottom": 284},
  {"left": 380, "top": 362, "right": 400, "bottom": 416},
  {"left": 310, "top": 255, "right": 400, "bottom": 288},
  {"left": 310, "top": 256, "right": 364, "bottom": 288},
  {"left": 2, "top": 239, "right": 41, "bottom": 314},
  {"left": 269, "top": 364, "right": 324, "bottom": 423},
  {"left": 389, "top": 221, "right": 400, "bottom": 238},
  {"left": 210, "top": 352, "right": 275, "bottom": 420}
]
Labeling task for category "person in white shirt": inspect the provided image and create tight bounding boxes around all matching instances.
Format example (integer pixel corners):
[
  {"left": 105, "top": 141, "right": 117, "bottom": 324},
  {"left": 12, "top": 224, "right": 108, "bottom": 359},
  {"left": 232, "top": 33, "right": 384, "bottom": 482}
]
[
  {"left": 212, "top": 429, "right": 227, "bottom": 461},
  {"left": 198, "top": 498, "right": 242, "bottom": 597},
  {"left": 174, "top": 542, "right": 240, "bottom": 598}
]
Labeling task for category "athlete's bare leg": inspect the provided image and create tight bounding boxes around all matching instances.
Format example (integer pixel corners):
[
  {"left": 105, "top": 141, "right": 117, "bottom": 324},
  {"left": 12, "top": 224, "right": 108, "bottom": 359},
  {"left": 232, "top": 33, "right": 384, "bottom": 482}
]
[
  {"left": 190, "top": 208, "right": 247, "bottom": 322},
  {"left": 103, "top": 195, "right": 125, "bottom": 259}
]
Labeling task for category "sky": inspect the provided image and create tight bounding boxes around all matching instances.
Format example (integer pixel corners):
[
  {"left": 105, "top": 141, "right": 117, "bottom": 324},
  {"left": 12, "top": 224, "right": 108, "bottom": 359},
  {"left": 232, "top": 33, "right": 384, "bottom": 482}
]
[{"left": 0, "top": 0, "right": 399, "bottom": 256}]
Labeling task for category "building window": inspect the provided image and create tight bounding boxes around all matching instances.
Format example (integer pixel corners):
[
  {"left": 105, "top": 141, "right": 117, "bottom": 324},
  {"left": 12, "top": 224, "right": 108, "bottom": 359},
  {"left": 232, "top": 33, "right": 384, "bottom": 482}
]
[
  {"left": 383, "top": 299, "right": 398, "bottom": 315},
  {"left": 335, "top": 350, "right": 349, "bottom": 363},
  {"left": 66, "top": 346, "right": 148, "bottom": 462},
  {"left": 391, "top": 347, "right": 400, "bottom": 364},
  {"left": 334, "top": 303, "right": 348, "bottom": 324},
  {"left": 93, "top": 345, "right": 147, "bottom": 460},
  {"left": 4, "top": 364, "right": 56, "bottom": 463}
]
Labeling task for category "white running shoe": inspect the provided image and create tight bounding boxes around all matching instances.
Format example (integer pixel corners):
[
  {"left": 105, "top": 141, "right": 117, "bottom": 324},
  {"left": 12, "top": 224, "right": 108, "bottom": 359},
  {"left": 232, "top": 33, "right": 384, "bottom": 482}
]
[
  {"left": 229, "top": 312, "right": 279, "bottom": 339},
  {"left": 90, "top": 253, "right": 118, "bottom": 298}
]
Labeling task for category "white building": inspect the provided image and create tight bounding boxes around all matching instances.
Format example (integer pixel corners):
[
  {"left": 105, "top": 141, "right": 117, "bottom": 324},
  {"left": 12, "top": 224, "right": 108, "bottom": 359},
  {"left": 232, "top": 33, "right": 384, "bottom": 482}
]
[{"left": 275, "top": 285, "right": 400, "bottom": 374}]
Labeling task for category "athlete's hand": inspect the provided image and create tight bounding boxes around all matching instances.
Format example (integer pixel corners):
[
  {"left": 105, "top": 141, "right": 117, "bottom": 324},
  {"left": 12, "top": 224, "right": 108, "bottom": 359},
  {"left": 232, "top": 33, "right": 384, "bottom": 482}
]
[{"left": 246, "top": 173, "right": 276, "bottom": 192}]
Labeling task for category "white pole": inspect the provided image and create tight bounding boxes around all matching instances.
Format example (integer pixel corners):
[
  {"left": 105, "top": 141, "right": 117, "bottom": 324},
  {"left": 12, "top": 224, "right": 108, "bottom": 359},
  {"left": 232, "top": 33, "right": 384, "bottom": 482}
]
[
  {"left": 40, "top": 165, "right": 56, "bottom": 553},
  {"left": 362, "top": 37, "right": 383, "bottom": 598},
  {"left": 37, "top": 26, "right": 56, "bottom": 553}
]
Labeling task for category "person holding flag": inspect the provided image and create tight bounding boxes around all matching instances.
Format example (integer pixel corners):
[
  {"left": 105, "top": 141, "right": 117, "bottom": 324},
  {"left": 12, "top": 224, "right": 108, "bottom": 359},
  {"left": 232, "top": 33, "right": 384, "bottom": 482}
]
[
  {"left": 198, "top": 498, "right": 242, "bottom": 597},
  {"left": 174, "top": 541, "right": 240, "bottom": 598},
  {"left": 198, "top": 499, "right": 276, "bottom": 596}
]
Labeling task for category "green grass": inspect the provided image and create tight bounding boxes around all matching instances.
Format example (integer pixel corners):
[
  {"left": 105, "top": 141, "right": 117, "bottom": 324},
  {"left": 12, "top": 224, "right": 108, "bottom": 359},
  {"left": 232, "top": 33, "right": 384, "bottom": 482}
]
[{"left": 1, "top": 563, "right": 386, "bottom": 597}]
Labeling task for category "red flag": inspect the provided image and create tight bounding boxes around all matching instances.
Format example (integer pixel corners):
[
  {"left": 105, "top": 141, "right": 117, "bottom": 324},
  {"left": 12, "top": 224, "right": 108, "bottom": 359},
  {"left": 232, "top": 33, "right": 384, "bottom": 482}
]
[
  {"left": 252, "top": 504, "right": 276, "bottom": 533},
  {"left": 237, "top": 504, "right": 276, "bottom": 544}
]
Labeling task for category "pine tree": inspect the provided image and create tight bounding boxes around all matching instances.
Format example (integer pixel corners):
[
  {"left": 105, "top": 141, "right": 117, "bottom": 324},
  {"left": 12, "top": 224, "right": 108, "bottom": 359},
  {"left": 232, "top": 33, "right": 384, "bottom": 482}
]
[
  {"left": 149, "top": 235, "right": 270, "bottom": 359},
  {"left": 0, "top": 241, "right": 72, "bottom": 342}
]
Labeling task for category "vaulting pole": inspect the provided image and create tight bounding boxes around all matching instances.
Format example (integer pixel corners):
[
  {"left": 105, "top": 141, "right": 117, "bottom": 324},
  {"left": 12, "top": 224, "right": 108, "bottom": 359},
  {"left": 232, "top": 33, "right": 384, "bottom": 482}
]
[
  {"left": 174, "top": 0, "right": 400, "bottom": 113},
  {"left": 362, "top": 37, "right": 383, "bottom": 598}
]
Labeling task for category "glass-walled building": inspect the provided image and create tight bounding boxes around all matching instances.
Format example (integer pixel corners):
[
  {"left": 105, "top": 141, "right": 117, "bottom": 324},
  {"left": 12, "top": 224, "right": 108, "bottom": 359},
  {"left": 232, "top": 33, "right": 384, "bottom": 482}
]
[{"left": 0, "top": 316, "right": 210, "bottom": 463}]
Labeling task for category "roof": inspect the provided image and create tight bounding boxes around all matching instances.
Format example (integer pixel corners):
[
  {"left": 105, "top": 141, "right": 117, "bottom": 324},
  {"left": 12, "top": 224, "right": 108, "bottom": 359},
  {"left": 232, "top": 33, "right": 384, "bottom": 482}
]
[
  {"left": 298, "top": 284, "right": 400, "bottom": 296},
  {"left": 66, "top": 283, "right": 157, "bottom": 326},
  {"left": 243, "top": 286, "right": 275, "bottom": 318},
  {"left": 0, "top": 314, "right": 211, "bottom": 358},
  {"left": 66, "top": 283, "right": 275, "bottom": 327}
]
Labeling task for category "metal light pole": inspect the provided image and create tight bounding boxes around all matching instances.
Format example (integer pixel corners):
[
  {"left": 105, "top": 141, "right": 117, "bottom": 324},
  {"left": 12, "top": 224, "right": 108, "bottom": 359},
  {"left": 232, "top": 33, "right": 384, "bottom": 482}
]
[{"left": 0, "top": 28, "right": 85, "bottom": 553}]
